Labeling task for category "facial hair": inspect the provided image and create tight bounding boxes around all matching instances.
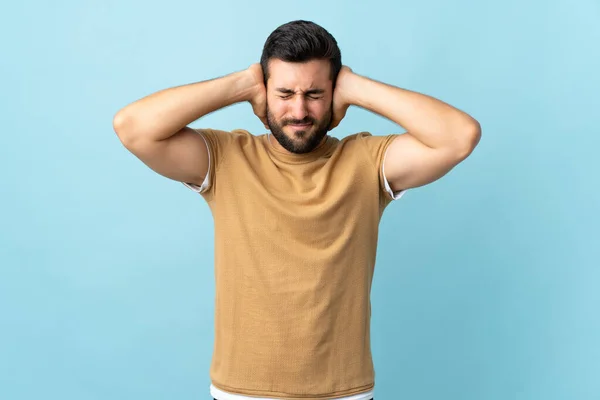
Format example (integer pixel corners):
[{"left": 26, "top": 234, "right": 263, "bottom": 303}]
[{"left": 267, "top": 105, "right": 333, "bottom": 154}]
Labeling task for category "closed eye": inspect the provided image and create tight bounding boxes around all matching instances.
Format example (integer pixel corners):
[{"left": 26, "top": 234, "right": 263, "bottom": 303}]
[
  {"left": 278, "top": 95, "right": 323, "bottom": 100},
  {"left": 275, "top": 88, "right": 325, "bottom": 100}
]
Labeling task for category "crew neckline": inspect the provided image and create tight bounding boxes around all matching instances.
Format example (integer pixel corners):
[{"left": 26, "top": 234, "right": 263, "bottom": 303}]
[{"left": 264, "top": 132, "right": 335, "bottom": 164}]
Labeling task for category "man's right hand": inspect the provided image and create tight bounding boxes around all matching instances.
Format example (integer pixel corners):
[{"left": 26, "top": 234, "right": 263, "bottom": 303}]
[
  {"left": 246, "top": 63, "right": 269, "bottom": 130},
  {"left": 114, "top": 64, "right": 271, "bottom": 189}
]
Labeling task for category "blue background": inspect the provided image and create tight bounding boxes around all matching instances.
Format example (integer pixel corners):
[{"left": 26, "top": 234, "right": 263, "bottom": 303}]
[{"left": 2, "top": 0, "right": 599, "bottom": 399}]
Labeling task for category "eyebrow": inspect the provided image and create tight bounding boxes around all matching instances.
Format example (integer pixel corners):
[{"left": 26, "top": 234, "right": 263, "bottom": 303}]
[{"left": 275, "top": 88, "right": 325, "bottom": 95}]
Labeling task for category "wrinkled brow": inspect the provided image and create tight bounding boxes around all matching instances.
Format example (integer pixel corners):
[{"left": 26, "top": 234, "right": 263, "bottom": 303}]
[{"left": 275, "top": 88, "right": 325, "bottom": 95}]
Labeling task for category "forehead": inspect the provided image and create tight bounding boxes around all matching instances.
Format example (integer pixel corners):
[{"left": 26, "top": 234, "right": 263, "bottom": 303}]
[{"left": 267, "top": 58, "right": 331, "bottom": 89}]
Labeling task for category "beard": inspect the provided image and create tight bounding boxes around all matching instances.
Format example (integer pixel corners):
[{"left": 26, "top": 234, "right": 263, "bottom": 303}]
[{"left": 267, "top": 105, "right": 333, "bottom": 154}]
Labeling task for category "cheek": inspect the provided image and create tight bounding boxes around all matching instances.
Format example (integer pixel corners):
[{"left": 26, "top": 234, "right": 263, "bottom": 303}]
[
  {"left": 267, "top": 101, "right": 286, "bottom": 118},
  {"left": 310, "top": 102, "right": 331, "bottom": 119}
]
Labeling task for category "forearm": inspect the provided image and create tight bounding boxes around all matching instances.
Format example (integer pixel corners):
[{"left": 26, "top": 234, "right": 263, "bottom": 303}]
[
  {"left": 113, "top": 69, "right": 256, "bottom": 142},
  {"left": 346, "top": 73, "right": 480, "bottom": 149}
]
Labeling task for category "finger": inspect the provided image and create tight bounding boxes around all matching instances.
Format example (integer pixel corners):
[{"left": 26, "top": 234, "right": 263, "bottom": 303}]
[
  {"left": 253, "top": 111, "right": 267, "bottom": 127},
  {"left": 329, "top": 111, "right": 341, "bottom": 130},
  {"left": 328, "top": 119, "right": 338, "bottom": 131},
  {"left": 251, "top": 103, "right": 262, "bottom": 118},
  {"left": 256, "top": 114, "right": 268, "bottom": 130},
  {"left": 259, "top": 113, "right": 267, "bottom": 125}
]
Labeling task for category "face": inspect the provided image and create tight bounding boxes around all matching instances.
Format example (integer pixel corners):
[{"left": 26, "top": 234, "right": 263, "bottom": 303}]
[{"left": 266, "top": 58, "right": 333, "bottom": 154}]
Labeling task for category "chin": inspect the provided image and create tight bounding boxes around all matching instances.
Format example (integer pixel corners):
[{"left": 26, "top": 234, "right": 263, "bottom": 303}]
[{"left": 285, "top": 131, "right": 311, "bottom": 142}]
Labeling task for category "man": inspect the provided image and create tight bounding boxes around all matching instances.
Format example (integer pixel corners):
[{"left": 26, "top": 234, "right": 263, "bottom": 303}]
[{"left": 113, "top": 20, "right": 481, "bottom": 400}]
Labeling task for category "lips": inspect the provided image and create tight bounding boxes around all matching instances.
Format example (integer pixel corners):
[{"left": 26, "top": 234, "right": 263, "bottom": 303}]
[{"left": 288, "top": 123, "right": 312, "bottom": 127}]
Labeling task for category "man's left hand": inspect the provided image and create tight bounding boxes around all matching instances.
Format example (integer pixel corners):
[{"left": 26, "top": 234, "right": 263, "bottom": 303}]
[{"left": 329, "top": 66, "right": 354, "bottom": 131}]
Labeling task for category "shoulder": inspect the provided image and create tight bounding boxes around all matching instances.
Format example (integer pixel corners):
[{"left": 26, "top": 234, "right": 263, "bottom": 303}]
[
  {"left": 338, "top": 131, "right": 373, "bottom": 143},
  {"left": 333, "top": 132, "right": 373, "bottom": 151},
  {"left": 338, "top": 131, "right": 396, "bottom": 146},
  {"left": 336, "top": 132, "right": 400, "bottom": 161},
  {"left": 196, "top": 128, "right": 261, "bottom": 146}
]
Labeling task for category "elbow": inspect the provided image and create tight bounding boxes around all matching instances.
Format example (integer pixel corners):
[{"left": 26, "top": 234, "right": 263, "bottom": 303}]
[
  {"left": 113, "top": 110, "right": 138, "bottom": 148},
  {"left": 456, "top": 120, "right": 482, "bottom": 160},
  {"left": 468, "top": 119, "right": 482, "bottom": 148}
]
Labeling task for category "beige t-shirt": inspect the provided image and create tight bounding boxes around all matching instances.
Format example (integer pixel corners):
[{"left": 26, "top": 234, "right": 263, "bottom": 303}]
[{"left": 184, "top": 129, "right": 406, "bottom": 399}]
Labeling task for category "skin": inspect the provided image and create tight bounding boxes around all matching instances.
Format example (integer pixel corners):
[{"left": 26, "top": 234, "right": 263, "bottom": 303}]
[
  {"left": 114, "top": 55, "right": 481, "bottom": 193},
  {"left": 264, "top": 59, "right": 334, "bottom": 154},
  {"left": 249, "top": 59, "right": 481, "bottom": 192},
  {"left": 113, "top": 46, "right": 482, "bottom": 400}
]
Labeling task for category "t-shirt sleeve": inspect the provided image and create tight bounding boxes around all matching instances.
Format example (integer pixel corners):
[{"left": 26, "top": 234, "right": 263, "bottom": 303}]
[
  {"left": 181, "top": 128, "right": 233, "bottom": 198},
  {"left": 358, "top": 132, "right": 408, "bottom": 202}
]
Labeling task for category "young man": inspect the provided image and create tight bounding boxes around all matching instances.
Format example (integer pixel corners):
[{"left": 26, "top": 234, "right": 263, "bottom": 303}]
[{"left": 113, "top": 20, "right": 481, "bottom": 400}]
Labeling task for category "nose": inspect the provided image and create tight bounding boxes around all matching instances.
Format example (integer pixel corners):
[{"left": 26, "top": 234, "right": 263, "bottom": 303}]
[{"left": 289, "top": 96, "right": 309, "bottom": 121}]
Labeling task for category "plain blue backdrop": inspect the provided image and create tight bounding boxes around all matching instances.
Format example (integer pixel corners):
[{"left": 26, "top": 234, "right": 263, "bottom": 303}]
[{"left": 1, "top": 0, "right": 599, "bottom": 399}]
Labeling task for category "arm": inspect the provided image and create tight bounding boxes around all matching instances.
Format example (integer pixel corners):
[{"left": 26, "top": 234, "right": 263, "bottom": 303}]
[
  {"left": 330, "top": 67, "right": 481, "bottom": 191},
  {"left": 113, "top": 65, "right": 267, "bottom": 186}
]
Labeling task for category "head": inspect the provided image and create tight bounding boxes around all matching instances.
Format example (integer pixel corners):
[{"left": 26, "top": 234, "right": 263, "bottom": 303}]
[{"left": 260, "top": 20, "right": 342, "bottom": 154}]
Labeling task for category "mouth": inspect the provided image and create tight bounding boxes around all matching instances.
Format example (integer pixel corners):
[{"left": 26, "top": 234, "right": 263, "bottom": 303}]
[{"left": 287, "top": 123, "right": 312, "bottom": 128}]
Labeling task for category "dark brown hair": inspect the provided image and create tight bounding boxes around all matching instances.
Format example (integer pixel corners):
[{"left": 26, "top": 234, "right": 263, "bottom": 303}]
[{"left": 260, "top": 20, "right": 342, "bottom": 87}]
